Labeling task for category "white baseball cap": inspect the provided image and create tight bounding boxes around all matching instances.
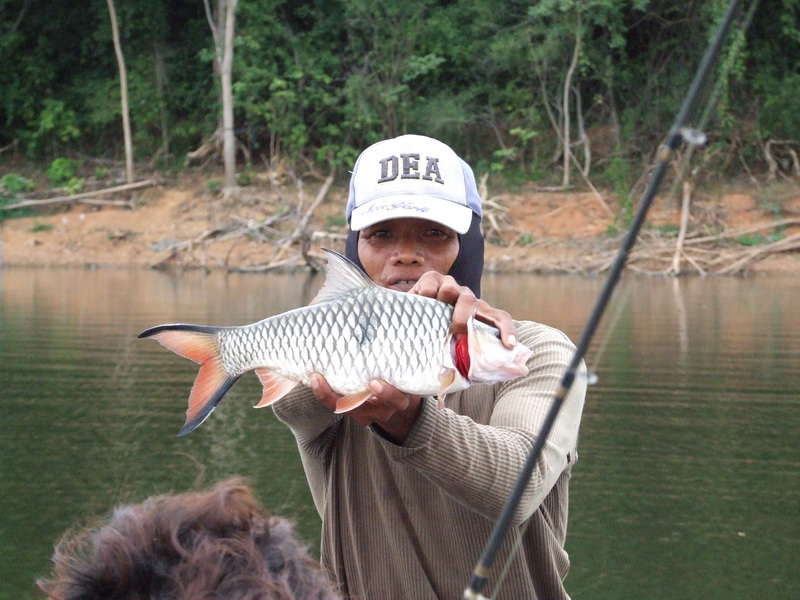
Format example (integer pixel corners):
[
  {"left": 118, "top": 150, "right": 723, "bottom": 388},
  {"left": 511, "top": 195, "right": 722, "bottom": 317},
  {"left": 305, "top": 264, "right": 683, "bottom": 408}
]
[{"left": 346, "top": 134, "right": 482, "bottom": 234}]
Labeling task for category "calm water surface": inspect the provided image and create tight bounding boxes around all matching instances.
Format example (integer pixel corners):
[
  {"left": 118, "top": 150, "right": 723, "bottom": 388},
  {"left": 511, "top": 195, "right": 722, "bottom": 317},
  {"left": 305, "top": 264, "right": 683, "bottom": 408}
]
[{"left": 1, "top": 268, "right": 797, "bottom": 599}]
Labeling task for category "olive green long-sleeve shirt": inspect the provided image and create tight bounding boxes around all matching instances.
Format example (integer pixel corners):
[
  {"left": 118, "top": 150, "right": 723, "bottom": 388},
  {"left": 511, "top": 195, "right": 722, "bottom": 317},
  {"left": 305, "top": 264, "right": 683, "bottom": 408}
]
[{"left": 273, "top": 320, "right": 586, "bottom": 600}]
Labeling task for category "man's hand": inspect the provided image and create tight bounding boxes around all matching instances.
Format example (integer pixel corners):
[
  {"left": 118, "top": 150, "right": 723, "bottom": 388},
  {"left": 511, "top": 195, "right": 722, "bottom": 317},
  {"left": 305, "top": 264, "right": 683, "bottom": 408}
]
[
  {"left": 409, "top": 272, "right": 517, "bottom": 348},
  {"left": 310, "top": 374, "right": 423, "bottom": 445}
]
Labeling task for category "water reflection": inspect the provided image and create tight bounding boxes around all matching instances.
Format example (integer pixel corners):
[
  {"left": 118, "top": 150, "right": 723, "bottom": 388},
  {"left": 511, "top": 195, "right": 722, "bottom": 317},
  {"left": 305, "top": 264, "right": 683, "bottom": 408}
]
[{"left": 1, "top": 268, "right": 798, "bottom": 600}]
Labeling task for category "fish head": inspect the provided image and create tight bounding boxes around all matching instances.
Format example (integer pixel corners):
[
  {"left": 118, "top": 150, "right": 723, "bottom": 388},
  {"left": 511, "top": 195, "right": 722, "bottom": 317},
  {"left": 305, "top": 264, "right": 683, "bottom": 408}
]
[{"left": 465, "top": 315, "right": 533, "bottom": 384}]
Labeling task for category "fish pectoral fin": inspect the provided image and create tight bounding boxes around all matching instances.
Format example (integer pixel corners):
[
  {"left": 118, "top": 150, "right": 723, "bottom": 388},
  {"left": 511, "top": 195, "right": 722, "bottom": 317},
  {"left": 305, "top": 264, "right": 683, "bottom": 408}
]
[
  {"left": 437, "top": 368, "right": 467, "bottom": 400},
  {"left": 254, "top": 369, "right": 299, "bottom": 408},
  {"left": 334, "top": 390, "right": 374, "bottom": 414}
]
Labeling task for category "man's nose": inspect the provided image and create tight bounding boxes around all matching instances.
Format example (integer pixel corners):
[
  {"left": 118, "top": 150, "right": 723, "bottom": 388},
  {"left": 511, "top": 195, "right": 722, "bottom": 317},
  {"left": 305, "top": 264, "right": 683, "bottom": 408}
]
[{"left": 392, "top": 239, "right": 423, "bottom": 263}]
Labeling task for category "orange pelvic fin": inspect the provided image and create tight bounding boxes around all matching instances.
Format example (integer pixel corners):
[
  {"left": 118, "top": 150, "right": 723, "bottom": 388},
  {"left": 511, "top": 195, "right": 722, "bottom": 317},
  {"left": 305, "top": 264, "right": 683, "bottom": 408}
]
[
  {"left": 253, "top": 368, "right": 299, "bottom": 407},
  {"left": 334, "top": 390, "right": 374, "bottom": 414},
  {"left": 138, "top": 324, "right": 239, "bottom": 436}
]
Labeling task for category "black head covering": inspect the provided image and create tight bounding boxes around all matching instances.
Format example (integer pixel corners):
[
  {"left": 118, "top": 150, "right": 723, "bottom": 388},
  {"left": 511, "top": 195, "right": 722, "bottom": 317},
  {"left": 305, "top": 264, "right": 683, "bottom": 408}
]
[{"left": 344, "top": 212, "right": 484, "bottom": 298}]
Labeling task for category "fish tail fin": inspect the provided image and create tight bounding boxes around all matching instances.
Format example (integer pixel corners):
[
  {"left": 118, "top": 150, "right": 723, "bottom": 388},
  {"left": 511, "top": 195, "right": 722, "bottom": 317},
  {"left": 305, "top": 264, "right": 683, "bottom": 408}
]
[{"left": 138, "top": 324, "right": 239, "bottom": 436}]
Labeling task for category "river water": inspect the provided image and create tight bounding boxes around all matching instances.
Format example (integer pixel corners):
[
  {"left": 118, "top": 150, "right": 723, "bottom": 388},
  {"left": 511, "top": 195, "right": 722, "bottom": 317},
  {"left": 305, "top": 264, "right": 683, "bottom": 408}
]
[{"left": 1, "top": 268, "right": 797, "bottom": 599}]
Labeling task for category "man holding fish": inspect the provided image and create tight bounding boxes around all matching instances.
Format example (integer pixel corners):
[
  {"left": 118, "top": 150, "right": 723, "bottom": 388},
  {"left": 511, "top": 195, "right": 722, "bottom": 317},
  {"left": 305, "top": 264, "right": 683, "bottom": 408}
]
[
  {"left": 141, "top": 134, "right": 586, "bottom": 599},
  {"left": 274, "top": 135, "right": 586, "bottom": 600}
]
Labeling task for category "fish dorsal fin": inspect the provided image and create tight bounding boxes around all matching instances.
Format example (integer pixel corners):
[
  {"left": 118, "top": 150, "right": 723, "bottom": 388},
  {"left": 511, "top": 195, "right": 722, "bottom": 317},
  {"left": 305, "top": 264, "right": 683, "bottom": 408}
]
[{"left": 310, "top": 248, "right": 375, "bottom": 305}]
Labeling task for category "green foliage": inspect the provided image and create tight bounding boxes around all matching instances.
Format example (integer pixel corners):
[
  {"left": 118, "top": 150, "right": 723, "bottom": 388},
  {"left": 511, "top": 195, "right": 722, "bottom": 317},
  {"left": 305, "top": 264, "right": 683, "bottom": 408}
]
[
  {"left": 649, "top": 224, "right": 681, "bottom": 235},
  {"left": 325, "top": 214, "right": 347, "bottom": 229},
  {"left": 1, "top": 174, "right": 35, "bottom": 194},
  {"left": 737, "top": 232, "right": 784, "bottom": 246},
  {"left": 47, "top": 158, "right": 82, "bottom": 185},
  {"left": 64, "top": 178, "right": 86, "bottom": 195},
  {"left": 600, "top": 152, "right": 636, "bottom": 225},
  {"left": 0, "top": 0, "right": 795, "bottom": 183},
  {"left": 517, "top": 233, "right": 536, "bottom": 246},
  {"left": 491, "top": 148, "right": 517, "bottom": 172},
  {"left": 29, "top": 222, "right": 54, "bottom": 233},
  {"left": 0, "top": 173, "right": 35, "bottom": 220},
  {"left": 236, "top": 170, "right": 254, "bottom": 186},
  {"left": 28, "top": 100, "right": 81, "bottom": 156},
  {"left": 758, "top": 73, "right": 800, "bottom": 139}
]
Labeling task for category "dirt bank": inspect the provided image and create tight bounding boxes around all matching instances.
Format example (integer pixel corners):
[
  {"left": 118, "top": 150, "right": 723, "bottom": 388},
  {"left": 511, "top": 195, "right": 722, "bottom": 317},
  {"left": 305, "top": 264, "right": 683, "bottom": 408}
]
[{"left": 2, "top": 174, "right": 799, "bottom": 276}]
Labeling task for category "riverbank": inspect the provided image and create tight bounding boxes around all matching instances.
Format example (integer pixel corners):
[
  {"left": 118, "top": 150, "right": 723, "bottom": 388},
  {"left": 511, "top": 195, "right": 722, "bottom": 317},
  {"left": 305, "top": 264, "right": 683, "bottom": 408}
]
[{"left": 2, "top": 173, "right": 799, "bottom": 275}]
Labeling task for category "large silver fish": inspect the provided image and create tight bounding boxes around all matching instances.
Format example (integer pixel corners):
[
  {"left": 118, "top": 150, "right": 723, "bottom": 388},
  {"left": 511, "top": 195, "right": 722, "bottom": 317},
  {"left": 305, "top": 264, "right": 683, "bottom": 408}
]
[{"left": 139, "top": 249, "right": 533, "bottom": 435}]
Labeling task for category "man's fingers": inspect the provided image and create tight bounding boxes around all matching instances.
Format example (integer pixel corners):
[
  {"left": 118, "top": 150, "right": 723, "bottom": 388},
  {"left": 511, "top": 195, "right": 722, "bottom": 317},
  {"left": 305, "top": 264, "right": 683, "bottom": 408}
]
[
  {"left": 310, "top": 373, "right": 340, "bottom": 411},
  {"left": 453, "top": 299, "right": 517, "bottom": 349},
  {"left": 409, "top": 272, "right": 445, "bottom": 298},
  {"left": 410, "top": 272, "right": 517, "bottom": 349}
]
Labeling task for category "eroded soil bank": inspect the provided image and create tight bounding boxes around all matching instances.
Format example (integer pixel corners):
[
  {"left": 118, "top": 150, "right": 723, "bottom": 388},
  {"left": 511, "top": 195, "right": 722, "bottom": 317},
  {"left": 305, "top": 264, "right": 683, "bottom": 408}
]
[{"left": 2, "top": 175, "right": 799, "bottom": 276}]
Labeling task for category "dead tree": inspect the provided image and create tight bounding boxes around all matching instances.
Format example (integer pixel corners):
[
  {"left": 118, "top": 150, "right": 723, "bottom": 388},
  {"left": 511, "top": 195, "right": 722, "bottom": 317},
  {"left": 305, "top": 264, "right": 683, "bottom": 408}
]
[
  {"left": 201, "top": 0, "right": 239, "bottom": 195},
  {"left": 106, "top": 0, "right": 134, "bottom": 184}
]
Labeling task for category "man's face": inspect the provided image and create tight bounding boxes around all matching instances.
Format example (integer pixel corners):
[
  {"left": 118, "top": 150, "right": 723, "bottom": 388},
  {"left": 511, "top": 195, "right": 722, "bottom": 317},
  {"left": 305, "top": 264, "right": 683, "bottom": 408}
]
[{"left": 357, "top": 218, "right": 460, "bottom": 292}]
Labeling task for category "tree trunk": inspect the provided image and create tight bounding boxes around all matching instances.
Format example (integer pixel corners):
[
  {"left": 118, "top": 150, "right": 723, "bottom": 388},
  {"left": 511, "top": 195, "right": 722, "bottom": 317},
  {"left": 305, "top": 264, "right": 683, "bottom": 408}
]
[
  {"left": 203, "top": 0, "right": 238, "bottom": 194},
  {"left": 106, "top": 0, "right": 134, "bottom": 184},
  {"left": 220, "top": 0, "right": 238, "bottom": 192},
  {"left": 561, "top": 12, "right": 581, "bottom": 188},
  {"left": 154, "top": 40, "right": 169, "bottom": 156}
]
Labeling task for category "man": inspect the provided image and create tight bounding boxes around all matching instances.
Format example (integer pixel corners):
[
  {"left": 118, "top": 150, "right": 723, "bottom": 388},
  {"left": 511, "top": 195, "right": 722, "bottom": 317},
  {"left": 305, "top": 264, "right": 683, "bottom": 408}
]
[{"left": 273, "top": 134, "right": 586, "bottom": 599}]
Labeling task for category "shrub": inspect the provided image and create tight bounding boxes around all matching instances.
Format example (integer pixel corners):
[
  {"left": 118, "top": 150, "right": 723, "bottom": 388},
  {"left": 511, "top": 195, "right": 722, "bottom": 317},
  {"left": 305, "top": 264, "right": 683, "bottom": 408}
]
[
  {"left": 0, "top": 173, "right": 35, "bottom": 194},
  {"left": 47, "top": 158, "right": 82, "bottom": 185}
]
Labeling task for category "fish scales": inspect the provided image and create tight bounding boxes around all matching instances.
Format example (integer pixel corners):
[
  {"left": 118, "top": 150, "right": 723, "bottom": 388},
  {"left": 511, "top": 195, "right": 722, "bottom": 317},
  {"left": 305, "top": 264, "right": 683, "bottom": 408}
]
[
  {"left": 217, "top": 286, "right": 453, "bottom": 395},
  {"left": 138, "top": 249, "right": 533, "bottom": 435}
]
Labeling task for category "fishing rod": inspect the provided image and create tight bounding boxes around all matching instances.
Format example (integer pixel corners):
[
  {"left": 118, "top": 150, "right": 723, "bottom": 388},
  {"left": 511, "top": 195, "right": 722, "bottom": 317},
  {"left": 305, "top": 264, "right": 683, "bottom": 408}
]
[{"left": 462, "top": 1, "right": 746, "bottom": 598}]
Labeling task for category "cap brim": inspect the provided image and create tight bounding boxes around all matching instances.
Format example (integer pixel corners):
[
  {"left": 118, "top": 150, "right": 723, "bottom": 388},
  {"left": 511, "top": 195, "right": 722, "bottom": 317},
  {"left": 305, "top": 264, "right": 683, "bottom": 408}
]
[{"left": 349, "top": 195, "right": 474, "bottom": 234}]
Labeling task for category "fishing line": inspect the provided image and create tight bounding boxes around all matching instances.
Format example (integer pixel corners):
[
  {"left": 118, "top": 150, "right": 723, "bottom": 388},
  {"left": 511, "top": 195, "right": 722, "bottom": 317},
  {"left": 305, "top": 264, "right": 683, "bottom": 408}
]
[
  {"left": 585, "top": 278, "right": 633, "bottom": 379},
  {"left": 462, "top": 1, "right": 748, "bottom": 598}
]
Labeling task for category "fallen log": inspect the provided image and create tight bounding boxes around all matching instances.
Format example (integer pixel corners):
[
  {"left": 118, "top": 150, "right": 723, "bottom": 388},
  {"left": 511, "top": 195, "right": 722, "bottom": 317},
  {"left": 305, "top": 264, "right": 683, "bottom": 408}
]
[
  {"left": 716, "top": 231, "right": 800, "bottom": 275},
  {"left": 1, "top": 179, "right": 157, "bottom": 210},
  {"left": 683, "top": 218, "right": 800, "bottom": 245}
]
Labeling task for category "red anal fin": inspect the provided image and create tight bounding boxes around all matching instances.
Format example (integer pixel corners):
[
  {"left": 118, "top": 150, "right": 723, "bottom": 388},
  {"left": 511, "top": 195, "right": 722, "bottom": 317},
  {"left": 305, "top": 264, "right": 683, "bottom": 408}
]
[
  {"left": 254, "top": 368, "right": 299, "bottom": 407},
  {"left": 334, "top": 390, "right": 373, "bottom": 414}
]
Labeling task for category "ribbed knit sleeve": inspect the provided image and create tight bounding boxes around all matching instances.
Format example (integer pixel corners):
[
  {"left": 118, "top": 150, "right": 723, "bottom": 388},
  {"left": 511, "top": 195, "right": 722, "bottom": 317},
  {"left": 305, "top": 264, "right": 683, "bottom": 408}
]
[
  {"left": 378, "top": 319, "right": 585, "bottom": 524},
  {"left": 272, "top": 385, "right": 340, "bottom": 453}
]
